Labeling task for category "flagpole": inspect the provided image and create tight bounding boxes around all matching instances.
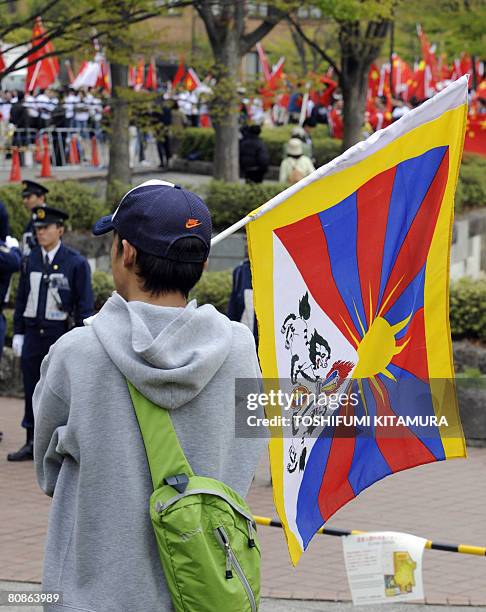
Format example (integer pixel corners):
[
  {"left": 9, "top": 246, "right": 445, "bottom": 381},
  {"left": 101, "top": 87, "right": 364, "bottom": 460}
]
[
  {"left": 28, "top": 60, "right": 41, "bottom": 92},
  {"left": 211, "top": 215, "right": 253, "bottom": 246}
]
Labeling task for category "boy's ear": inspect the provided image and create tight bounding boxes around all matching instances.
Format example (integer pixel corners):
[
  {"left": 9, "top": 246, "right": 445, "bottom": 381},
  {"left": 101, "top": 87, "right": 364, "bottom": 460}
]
[
  {"left": 203, "top": 260, "right": 209, "bottom": 271},
  {"left": 122, "top": 239, "right": 137, "bottom": 267}
]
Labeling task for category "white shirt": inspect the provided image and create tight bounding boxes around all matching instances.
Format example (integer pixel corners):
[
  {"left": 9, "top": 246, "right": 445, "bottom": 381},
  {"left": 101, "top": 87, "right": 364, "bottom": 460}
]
[
  {"left": 36, "top": 93, "right": 51, "bottom": 120},
  {"left": 64, "top": 94, "right": 79, "bottom": 119},
  {"left": 91, "top": 96, "right": 103, "bottom": 122},
  {"left": 75, "top": 97, "right": 90, "bottom": 122},
  {"left": 42, "top": 241, "right": 61, "bottom": 263},
  {"left": 24, "top": 94, "right": 39, "bottom": 118}
]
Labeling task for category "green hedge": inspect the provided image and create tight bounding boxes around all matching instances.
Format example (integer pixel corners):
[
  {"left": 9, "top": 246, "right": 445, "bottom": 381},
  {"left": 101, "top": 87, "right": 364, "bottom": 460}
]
[
  {"left": 204, "top": 180, "right": 287, "bottom": 232},
  {"left": 456, "top": 154, "right": 486, "bottom": 211},
  {"left": 0, "top": 181, "right": 109, "bottom": 239},
  {"left": 92, "top": 270, "right": 115, "bottom": 311},
  {"left": 450, "top": 277, "right": 486, "bottom": 342},
  {"left": 190, "top": 270, "right": 232, "bottom": 313},
  {"left": 181, "top": 126, "right": 341, "bottom": 167}
]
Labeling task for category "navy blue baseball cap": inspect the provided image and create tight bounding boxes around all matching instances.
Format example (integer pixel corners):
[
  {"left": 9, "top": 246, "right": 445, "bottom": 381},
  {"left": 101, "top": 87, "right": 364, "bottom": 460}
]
[{"left": 92, "top": 180, "right": 212, "bottom": 263}]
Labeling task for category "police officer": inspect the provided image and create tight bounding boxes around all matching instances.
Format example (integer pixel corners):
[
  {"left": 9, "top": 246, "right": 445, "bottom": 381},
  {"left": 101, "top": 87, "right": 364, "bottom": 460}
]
[
  {"left": 8, "top": 206, "right": 94, "bottom": 461},
  {"left": 21, "top": 180, "right": 48, "bottom": 256},
  {"left": 0, "top": 202, "right": 20, "bottom": 444}
]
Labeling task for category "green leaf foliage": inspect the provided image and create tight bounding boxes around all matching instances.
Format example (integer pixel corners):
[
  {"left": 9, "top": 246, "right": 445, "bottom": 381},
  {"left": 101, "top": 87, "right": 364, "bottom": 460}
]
[
  {"left": 204, "top": 181, "right": 287, "bottom": 232},
  {"left": 181, "top": 126, "right": 341, "bottom": 167},
  {"left": 450, "top": 277, "right": 486, "bottom": 342},
  {"left": 190, "top": 270, "right": 233, "bottom": 314},
  {"left": 92, "top": 270, "right": 115, "bottom": 311},
  {"left": 0, "top": 181, "right": 109, "bottom": 239},
  {"left": 455, "top": 154, "right": 486, "bottom": 212}
]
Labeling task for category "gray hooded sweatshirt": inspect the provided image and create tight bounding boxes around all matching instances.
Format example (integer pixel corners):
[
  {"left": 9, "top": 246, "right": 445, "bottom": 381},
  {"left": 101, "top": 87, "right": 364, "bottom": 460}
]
[{"left": 33, "top": 292, "right": 266, "bottom": 612}]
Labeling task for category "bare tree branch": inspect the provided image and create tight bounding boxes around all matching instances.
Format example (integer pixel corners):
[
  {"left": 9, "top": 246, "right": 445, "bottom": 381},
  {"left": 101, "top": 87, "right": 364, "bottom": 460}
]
[
  {"left": 241, "top": 6, "right": 285, "bottom": 55},
  {"left": 193, "top": 1, "right": 221, "bottom": 51},
  {"left": 287, "top": 12, "right": 341, "bottom": 77},
  {"left": 0, "top": 0, "right": 63, "bottom": 40}
]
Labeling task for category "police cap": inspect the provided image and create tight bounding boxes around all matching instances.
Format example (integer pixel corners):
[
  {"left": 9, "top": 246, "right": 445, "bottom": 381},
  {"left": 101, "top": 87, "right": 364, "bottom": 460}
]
[
  {"left": 22, "top": 180, "right": 49, "bottom": 198},
  {"left": 32, "top": 206, "right": 69, "bottom": 227}
]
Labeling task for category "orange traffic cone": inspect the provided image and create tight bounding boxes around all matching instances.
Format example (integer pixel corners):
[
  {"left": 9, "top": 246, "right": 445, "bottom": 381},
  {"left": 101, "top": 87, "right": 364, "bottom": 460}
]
[
  {"left": 9, "top": 147, "right": 22, "bottom": 182},
  {"left": 38, "top": 135, "right": 53, "bottom": 178},
  {"left": 68, "top": 134, "right": 80, "bottom": 165},
  {"left": 35, "top": 134, "right": 42, "bottom": 163},
  {"left": 91, "top": 136, "right": 100, "bottom": 167}
]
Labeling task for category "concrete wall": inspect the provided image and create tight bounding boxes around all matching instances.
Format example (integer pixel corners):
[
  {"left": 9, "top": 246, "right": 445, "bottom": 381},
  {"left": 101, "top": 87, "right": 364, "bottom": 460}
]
[{"left": 451, "top": 209, "right": 486, "bottom": 280}]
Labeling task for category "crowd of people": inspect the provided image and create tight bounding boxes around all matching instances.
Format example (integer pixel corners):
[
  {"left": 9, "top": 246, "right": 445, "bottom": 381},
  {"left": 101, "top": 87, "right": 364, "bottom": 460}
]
[{"left": 1, "top": 73, "right": 485, "bottom": 175}]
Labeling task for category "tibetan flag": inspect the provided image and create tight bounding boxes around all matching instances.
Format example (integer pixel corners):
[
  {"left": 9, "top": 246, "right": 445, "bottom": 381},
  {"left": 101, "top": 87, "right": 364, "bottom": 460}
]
[{"left": 246, "top": 77, "right": 468, "bottom": 565}]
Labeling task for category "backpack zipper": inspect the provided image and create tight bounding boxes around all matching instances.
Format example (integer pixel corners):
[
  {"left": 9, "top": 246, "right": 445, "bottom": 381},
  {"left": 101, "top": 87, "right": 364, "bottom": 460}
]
[{"left": 214, "top": 527, "right": 257, "bottom": 612}]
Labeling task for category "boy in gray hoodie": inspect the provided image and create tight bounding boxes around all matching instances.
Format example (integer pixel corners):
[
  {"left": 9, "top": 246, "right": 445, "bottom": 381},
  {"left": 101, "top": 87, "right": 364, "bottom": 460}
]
[{"left": 33, "top": 180, "right": 266, "bottom": 611}]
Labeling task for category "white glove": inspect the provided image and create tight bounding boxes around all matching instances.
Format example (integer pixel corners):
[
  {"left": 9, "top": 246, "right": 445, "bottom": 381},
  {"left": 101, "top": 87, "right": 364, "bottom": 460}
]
[
  {"left": 12, "top": 334, "right": 24, "bottom": 358},
  {"left": 5, "top": 235, "right": 19, "bottom": 249}
]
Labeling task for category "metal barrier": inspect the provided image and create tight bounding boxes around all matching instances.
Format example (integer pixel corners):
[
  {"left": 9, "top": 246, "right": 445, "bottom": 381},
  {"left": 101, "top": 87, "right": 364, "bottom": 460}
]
[
  {"left": 253, "top": 515, "right": 486, "bottom": 557},
  {"left": 0, "top": 124, "right": 161, "bottom": 170}
]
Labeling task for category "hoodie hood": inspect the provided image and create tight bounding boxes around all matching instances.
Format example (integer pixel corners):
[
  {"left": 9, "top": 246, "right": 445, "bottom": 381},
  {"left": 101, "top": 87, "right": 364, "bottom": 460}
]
[{"left": 91, "top": 292, "right": 233, "bottom": 409}]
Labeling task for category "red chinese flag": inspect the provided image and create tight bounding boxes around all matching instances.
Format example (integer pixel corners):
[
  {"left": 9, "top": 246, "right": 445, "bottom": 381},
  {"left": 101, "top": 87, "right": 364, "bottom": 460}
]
[
  {"left": 25, "top": 17, "right": 60, "bottom": 92},
  {"left": 319, "top": 75, "right": 337, "bottom": 107},
  {"left": 368, "top": 64, "right": 380, "bottom": 99},
  {"left": 145, "top": 59, "right": 157, "bottom": 91},
  {"left": 134, "top": 58, "right": 144, "bottom": 90},
  {"left": 464, "top": 116, "right": 486, "bottom": 157},
  {"left": 172, "top": 58, "right": 185, "bottom": 88},
  {"left": 184, "top": 68, "right": 200, "bottom": 92},
  {"left": 417, "top": 25, "right": 439, "bottom": 84}
]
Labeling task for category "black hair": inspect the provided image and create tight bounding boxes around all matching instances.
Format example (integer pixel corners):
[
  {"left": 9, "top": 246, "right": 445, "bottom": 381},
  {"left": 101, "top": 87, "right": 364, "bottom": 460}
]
[
  {"left": 309, "top": 330, "right": 331, "bottom": 367},
  {"left": 116, "top": 233, "right": 206, "bottom": 298}
]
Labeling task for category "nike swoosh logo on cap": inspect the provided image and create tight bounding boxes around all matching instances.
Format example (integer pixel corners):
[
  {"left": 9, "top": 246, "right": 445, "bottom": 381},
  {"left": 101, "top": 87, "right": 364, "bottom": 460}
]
[{"left": 185, "top": 219, "right": 202, "bottom": 228}]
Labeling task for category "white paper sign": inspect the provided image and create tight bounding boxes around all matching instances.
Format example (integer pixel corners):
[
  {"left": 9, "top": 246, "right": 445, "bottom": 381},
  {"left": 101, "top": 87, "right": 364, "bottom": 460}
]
[{"left": 342, "top": 531, "right": 426, "bottom": 605}]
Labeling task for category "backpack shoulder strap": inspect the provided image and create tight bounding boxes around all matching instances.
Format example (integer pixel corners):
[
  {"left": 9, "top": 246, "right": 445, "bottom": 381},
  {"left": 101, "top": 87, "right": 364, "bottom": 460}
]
[{"left": 127, "top": 381, "right": 195, "bottom": 491}]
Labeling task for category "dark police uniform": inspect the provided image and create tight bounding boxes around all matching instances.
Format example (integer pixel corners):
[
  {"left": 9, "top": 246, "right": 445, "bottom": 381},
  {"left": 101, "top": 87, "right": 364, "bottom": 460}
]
[
  {"left": 9, "top": 206, "right": 94, "bottom": 461},
  {"left": 227, "top": 258, "right": 258, "bottom": 346},
  {"left": 21, "top": 181, "right": 48, "bottom": 257},
  {"left": 0, "top": 242, "right": 21, "bottom": 356}
]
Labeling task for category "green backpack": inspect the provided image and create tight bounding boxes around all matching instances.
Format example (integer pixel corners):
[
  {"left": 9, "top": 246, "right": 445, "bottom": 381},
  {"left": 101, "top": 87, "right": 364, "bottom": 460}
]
[{"left": 128, "top": 382, "right": 261, "bottom": 612}]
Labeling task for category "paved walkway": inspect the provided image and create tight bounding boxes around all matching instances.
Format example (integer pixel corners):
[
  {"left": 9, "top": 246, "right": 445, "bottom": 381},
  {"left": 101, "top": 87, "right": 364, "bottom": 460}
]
[
  {"left": 0, "top": 163, "right": 213, "bottom": 190},
  {"left": 0, "top": 583, "right": 484, "bottom": 612},
  {"left": 1, "top": 397, "right": 485, "bottom": 606}
]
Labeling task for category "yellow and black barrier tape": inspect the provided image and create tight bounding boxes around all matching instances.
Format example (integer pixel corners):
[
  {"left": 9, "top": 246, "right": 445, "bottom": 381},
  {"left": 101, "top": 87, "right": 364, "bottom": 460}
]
[{"left": 253, "top": 516, "right": 486, "bottom": 557}]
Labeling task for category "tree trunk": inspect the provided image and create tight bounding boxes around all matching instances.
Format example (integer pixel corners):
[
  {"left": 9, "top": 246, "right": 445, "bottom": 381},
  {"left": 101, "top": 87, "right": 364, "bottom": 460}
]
[
  {"left": 289, "top": 24, "right": 308, "bottom": 77},
  {"left": 212, "top": 114, "right": 240, "bottom": 182},
  {"left": 211, "top": 33, "right": 241, "bottom": 182},
  {"left": 107, "top": 63, "right": 131, "bottom": 191},
  {"left": 341, "top": 61, "right": 368, "bottom": 151}
]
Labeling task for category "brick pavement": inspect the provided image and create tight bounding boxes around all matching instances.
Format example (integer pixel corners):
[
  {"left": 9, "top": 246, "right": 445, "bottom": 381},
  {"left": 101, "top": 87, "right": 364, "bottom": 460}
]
[{"left": 1, "top": 397, "right": 485, "bottom": 605}]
